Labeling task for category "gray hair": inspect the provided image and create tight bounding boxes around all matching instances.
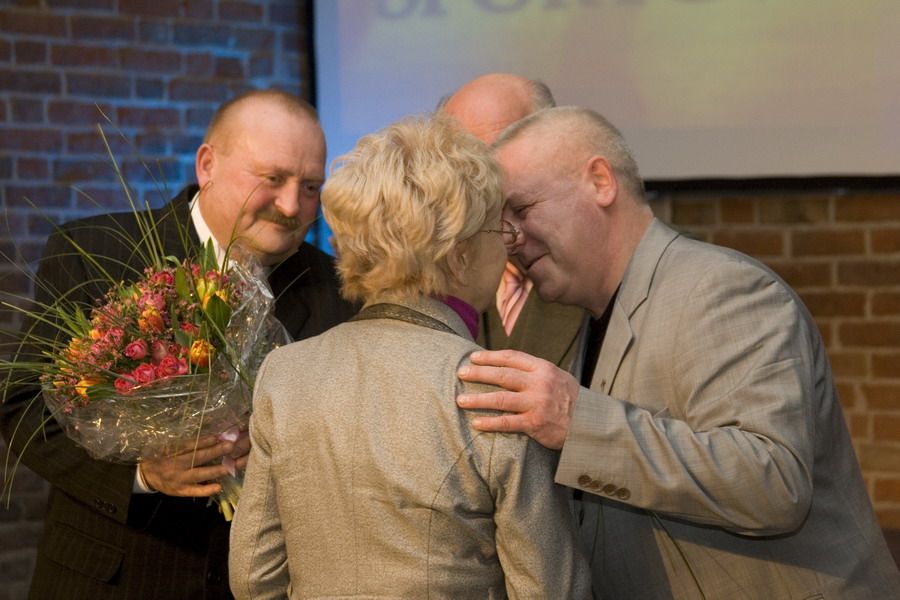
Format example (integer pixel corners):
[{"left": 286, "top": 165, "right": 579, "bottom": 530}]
[{"left": 495, "top": 106, "right": 645, "bottom": 200}]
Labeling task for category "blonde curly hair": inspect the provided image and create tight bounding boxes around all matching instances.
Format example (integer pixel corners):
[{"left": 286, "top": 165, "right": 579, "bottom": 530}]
[{"left": 322, "top": 115, "right": 504, "bottom": 304}]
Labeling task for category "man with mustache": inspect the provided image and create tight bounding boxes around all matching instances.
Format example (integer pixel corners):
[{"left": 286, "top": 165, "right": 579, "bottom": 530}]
[{"left": 1, "top": 89, "right": 356, "bottom": 599}]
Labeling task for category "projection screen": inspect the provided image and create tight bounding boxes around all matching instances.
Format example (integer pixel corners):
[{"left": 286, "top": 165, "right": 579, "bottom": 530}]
[{"left": 314, "top": 0, "right": 900, "bottom": 182}]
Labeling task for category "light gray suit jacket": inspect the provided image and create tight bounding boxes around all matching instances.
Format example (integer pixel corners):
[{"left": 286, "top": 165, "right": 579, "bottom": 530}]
[
  {"left": 557, "top": 219, "right": 900, "bottom": 599},
  {"left": 230, "top": 297, "right": 592, "bottom": 599}
]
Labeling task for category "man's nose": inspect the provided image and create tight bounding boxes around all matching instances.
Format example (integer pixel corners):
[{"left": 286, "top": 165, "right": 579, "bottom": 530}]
[{"left": 274, "top": 181, "right": 302, "bottom": 218}]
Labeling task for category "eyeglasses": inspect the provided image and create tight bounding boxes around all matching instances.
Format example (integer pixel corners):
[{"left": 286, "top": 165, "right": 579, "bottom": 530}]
[{"left": 480, "top": 220, "right": 520, "bottom": 247}]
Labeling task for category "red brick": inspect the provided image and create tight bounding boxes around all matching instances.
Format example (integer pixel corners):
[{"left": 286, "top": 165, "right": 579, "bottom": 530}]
[
  {"left": 173, "top": 23, "right": 231, "bottom": 47},
  {"left": 249, "top": 52, "right": 273, "bottom": 77},
  {"left": 53, "top": 159, "right": 116, "bottom": 183},
  {"left": 270, "top": 0, "right": 300, "bottom": 23},
  {"left": 828, "top": 351, "right": 868, "bottom": 378},
  {"left": 70, "top": 16, "right": 135, "bottom": 41},
  {"left": 16, "top": 157, "right": 48, "bottom": 179},
  {"left": 68, "top": 130, "right": 133, "bottom": 155},
  {"left": 74, "top": 186, "right": 133, "bottom": 210},
  {"left": 139, "top": 20, "right": 170, "bottom": 44},
  {"left": 872, "top": 353, "right": 900, "bottom": 379},
  {"left": 848, "top": 413, "right": 869, "bottom": 438},
  {"left": 874, "top": 417, "right": 900, "bottom": 443},
  {"left": 767, "top": 261, "right": 832, "bottom": 288},
  {"left": 719, "top": 198, "right": 755, "bottom": 224},
  {"left": 835, "top": 382, "right": 859, "bottom": 409},
  {"left": 185, "top": 53, "right": 214, "bottom": 76},
  {"left": 14, "top": 40, "right": 46, "bottom": 64},
  {"left": 838, "top": 260, "right": 900, "bottom": 286},
  {"left": 0, "top": 10, "right": 66, "bottom": 37},
  {"left": 874, "top": 478, "right": 900, "bottom": 502},
  {"left": 816, "top": 320, "right": 833, "bottom": 345},
  {"left": 66, "top": 73, "right": 131, "bottom": 98},
  {"left": 215, "top": 56, "right": 244, "bottom": 78},
  {"left": 671, "top": 198, "right": 717, "bottom": 227},
  {"left": 758, "top": 195, "right": 830, "bottom": 224},
  {"left": 836, "top": 194, "right": 900, "bottom": 222},
  {"left": 186, "top": 107, "right": 214, "bottom": 128},
  {"left": 872, "top": 293, "right": 900, "bottom": 317},
  {"left": 841, "top": 322, "right": 900, "bottom": 348},
  {"left": 119, "top": 47, "right": 181, "bottom": 72},
  {"left": 220, "top": 1, "right": 264, "bottom": 22},
  {"left": 5, "top": 185, "right": 70, "bottom": 208},
  {"left": 169, "top": 78, "right": 229, "bottom": 102},
  {"left": 858, "top": 443, "right": 900, "bottom": 471},
  {"left": 0, "top": 68, "right": 61, "bottom": 94},
  {"left": 711, "top": 230, "right": 784, "bottom": 257},
  {"left": 116, "top": 106, "right": 179, "bottom": 128},
  {"left": 47, "top": 0, "right": 114, "bottom": 8},
  {"left": 0, "top": 39, "right": 10, "bottom": 62},
  {"left": 0, "top": 155, "right": 11, "bottom": 177},
  {"left": 282, "top": 32, "right": 304, "bottom": 53},
  {"left": 792, "top": 229, "right": 865, "bottom": 257},
  {"left": 48, "top": 101, "right": 112, "bottom": 125},
  {"left": 233, "top": 27, "right": 274, "bottom": 51},
  {"left": 51, "top": 44, "right": 117, "bottom": 68},
  {"left": 0, "top": 128, "right": 62, "bottom": 152},
  {"left": 862, "top": 383, "right": 900, "bottom": 410},
  {"left": 119, "top": 0, "right": 182, "bottom": 17},
  {"left": 136, "top": 77, "right": 164, "bottom": 99},
  {"left": 27, "top": 212, "right": 64, "bottom": 235},
  {"left": 184, "top": 0, "right": 214, "bottom": 19},
  {"left": 876, "top": 508, "right": 900, "bottom": 530},
  {"left": 121, "top": 158, "right": 180, "bottom": 184},
  {"left": 799, "top": 291, "right": 866, "bottom": 317},
  {"left": 11, "top": 97, "right": 43, "bottom": 122},
  {"left": 872, "top": 228, "right": 900, "bottom": 254}
]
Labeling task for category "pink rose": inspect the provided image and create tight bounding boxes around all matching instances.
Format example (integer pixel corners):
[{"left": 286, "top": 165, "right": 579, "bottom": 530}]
[
  {"left": 124, "top": 339, "right": 148, "bottom": 360},
  {"left": 151, "top": 340, "right": 169, "bottom": 362},
  {"left": 151, "top": 270, "right": 175, "bottom": 286},
  {"left": 154, "top": 355, "right": 181, "bottom": 378},
  {"left": 132, "top": 363, "right": 156, "bottom": 384},
  {"left": 142, "top": 292, "right": 166, "bottom": 311},
  {"left": 114, "top": 375, "right": 135, "bottom": 395}
]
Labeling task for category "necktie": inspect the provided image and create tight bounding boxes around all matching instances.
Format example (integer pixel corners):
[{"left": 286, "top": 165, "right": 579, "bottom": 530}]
[{"left": 497, "top": 261, "right": 531, "bottom": 335}]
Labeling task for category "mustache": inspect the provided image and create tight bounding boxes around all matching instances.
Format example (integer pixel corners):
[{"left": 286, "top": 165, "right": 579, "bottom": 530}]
[{"left": 259, "top": 210, "right": 304, "bottom": 230}]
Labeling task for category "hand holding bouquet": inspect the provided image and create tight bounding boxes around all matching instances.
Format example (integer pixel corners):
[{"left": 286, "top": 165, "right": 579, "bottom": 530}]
[{"left": 36, "top": 241, "right": 285, "bottom": 520}]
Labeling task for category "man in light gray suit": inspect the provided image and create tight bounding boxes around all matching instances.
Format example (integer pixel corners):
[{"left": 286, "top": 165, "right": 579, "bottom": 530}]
[{"left": 457, "top": 106, "right": 900, "bottom": 598}]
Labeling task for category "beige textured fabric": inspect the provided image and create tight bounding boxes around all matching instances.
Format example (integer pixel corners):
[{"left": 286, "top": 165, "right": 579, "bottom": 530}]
[
  {"left": 557, "top": 219, "right": 900, "bottom": 599},
  {"left": 230, "top": 296, "right": 592, "bottom": 599}
]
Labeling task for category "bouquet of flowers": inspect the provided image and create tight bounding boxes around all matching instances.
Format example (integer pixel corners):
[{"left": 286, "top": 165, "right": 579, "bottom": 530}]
[{"left": 35, "top": 241, "right": 284, "bottom": 520}]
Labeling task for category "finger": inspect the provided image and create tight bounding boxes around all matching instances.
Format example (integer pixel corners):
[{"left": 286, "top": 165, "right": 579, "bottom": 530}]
[
  {"left": 185, "top": 463, "right": 232, "bottom": 483},
  {"left": 170, "top": 434, "right": 221, "bottom": 454},
  {"left": 467, "top": 349, "right": 542, "bottom": 371},
  {"left": 456, "top": 390, "right": 529, "bottom": 413},
  {"left": 176, "top": 481, "right": 223, "bottom": 498},
  {"left": 234, "top": 455, "right": 249, "bottom": 471},
  {"left": 458, "top": 364, "right": 525, "bottom": 390},
  {"left": 469, "top": 412, "right": 530, "bottom": 435},
  {"left": 180, "top": 442, "right": 234, "bottom": 467}
]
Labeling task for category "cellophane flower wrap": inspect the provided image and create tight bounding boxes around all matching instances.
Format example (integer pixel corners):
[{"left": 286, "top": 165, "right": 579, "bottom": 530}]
[{"left": 39, "top": 243, "right": 286, "bottom": 520}]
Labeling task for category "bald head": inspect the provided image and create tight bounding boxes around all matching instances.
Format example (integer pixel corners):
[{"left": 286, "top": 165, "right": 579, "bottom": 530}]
[{"left": 441, "top": 73, "right": 554, "bottom": 143}]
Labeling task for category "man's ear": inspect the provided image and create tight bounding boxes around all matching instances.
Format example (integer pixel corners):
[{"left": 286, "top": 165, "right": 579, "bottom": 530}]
[
  {"left": 195, "top": 143, "right": 215, "bottom": 188},
  {"left": 587, "top": 155, "right": 618, "bottom": 208}
]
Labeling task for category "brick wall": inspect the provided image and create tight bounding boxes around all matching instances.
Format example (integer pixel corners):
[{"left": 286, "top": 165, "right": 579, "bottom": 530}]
[
  {"left": 650, "top": 189, "right": 900, "bottom": 531},
  {"left": 0, "top": 1, "right": 310, "bottom": 596}
]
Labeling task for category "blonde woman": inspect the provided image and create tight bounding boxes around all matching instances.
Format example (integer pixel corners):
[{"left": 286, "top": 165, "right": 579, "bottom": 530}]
[{"left": 230, "top": 116, "right": 591, "bottom": 599}]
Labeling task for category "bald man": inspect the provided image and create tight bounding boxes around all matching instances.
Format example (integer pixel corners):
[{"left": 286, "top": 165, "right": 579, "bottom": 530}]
[
  {"left": 1, "top": 90, "right": 357, "bottom": 599},
  {"left": 441, "top": 73, "right": 586, "bottom": 372}
]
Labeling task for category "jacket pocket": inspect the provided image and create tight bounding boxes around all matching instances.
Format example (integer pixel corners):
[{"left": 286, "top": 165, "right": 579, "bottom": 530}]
[{"left": 43, "top": 522, "right": 124, "bottom": 582}]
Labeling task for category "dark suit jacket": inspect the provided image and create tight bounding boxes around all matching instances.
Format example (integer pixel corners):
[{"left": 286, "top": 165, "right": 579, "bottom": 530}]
[
  {"left": 477, "top": 281, "right": 585, "bottom": 372},
  {"left": 0, "top": 185, "right": 356, "bottom": 599}
]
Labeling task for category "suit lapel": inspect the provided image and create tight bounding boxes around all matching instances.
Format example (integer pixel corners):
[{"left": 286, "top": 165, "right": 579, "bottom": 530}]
[
  {"left": 508, "top": 294, "right": 585, "bottom": 368},
  {"left": 592, "top": 219, "right": 680, "bottom": 393}
]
